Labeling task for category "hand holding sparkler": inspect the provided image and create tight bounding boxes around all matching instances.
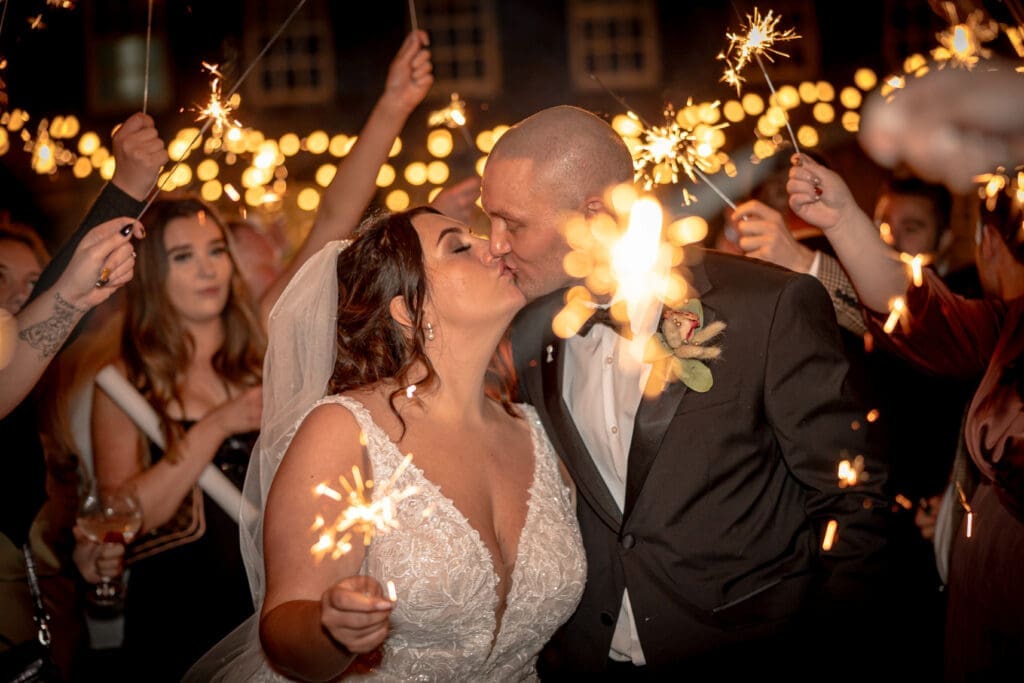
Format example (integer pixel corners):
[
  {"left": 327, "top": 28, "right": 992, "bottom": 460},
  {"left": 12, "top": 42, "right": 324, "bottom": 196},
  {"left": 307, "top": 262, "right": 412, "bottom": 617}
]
[
  {"left": 320, "top": 574, "right": 394, "bottom": 655},
  {"left": 730, "top": 198, "right": 815, "bottom": 272},
  {"left": 111, "top": 113, "right": 169, "bottom": 201},
  {"left": 786, "top": 154, "right": 854, "bottom": 234},
  {"left": 382, "top": 30, "right": 434, "bottom": 116}
]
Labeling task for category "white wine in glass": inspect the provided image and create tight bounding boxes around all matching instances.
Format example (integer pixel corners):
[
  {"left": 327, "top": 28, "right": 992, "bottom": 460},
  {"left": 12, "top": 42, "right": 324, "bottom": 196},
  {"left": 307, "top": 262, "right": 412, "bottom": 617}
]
[{"left": 76, "top": 488, "right": 142, "bottom": 607}]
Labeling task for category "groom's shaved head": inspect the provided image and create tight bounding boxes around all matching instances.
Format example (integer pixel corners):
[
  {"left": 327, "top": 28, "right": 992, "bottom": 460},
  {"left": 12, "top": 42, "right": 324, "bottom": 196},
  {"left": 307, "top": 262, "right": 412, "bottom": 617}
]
[{"left": 488, "top": 105, "right": 633, "bottom": 210}]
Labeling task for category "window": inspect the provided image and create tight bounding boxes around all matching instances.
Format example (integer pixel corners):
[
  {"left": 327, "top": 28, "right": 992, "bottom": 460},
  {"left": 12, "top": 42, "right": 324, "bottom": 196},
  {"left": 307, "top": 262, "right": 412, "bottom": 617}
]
[
  {"left": 568, "top": 0, "right": 661, "bottom": 91},
  {"left": 420, "top": 0, "right": 501, "bottom": 98},
  {"left": 84, "top": 0, "right": 170, "bottom": 114},
  {"left": 244, "top": 0, "right": 336, "bottom": 106}
]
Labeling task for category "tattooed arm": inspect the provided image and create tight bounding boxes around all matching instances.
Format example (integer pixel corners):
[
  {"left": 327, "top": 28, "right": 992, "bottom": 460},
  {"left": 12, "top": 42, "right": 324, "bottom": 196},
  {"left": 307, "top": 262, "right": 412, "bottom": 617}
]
[{"left": 0, "top": 218, "right": 143, "bottom": 418}]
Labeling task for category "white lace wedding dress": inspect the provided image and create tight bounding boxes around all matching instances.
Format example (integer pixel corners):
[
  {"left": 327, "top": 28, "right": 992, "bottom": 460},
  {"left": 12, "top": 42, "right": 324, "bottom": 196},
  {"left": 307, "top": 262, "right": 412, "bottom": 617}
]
[{"left": 264, "top": 395, "right": 586, "bottom": 682}]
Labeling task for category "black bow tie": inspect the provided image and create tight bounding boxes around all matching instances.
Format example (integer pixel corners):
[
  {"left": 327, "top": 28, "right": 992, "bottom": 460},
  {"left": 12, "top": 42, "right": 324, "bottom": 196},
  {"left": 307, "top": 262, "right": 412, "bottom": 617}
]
[{"left": 577, "top": 306, "right": 633, "bottom": 339}]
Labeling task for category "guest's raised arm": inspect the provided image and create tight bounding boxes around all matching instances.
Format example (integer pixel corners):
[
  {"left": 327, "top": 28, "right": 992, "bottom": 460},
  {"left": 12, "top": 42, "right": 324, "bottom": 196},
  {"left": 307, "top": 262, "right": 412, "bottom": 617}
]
[
  {"left": 787, "top": 153, "right": 909, "bottom": 313},
  {"left": 0, "top": 218, "right": 143, "bottom": 418},
  {"left": 258, "top": 30, "right": 434, "bottom": 322},
  {"left": 32, "top": 113, "right": 167, "bottom": 302}
]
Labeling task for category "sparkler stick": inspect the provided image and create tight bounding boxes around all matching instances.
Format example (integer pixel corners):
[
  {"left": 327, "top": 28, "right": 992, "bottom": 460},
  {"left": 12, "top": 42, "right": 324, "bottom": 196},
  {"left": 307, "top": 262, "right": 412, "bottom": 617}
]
[
  {"left": 143, "top": 0, "right": 154, "bottom": 114},
  {"left": 407, "top": 0, "right": 419, "bottom": 35},
  {"left": 752, "top": 52, "right": 799, "bottom": 155},
  {"left": 134, "top": 0, "right": 310, "bottom": 220},
  {"left": 0, "top": 0, "right": 9, "bottom": 43}
]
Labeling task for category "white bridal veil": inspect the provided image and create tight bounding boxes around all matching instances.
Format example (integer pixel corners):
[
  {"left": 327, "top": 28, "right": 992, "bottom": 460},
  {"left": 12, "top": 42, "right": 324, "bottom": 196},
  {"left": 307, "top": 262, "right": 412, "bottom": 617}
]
[{"left": 185, "top": 239, "right": 350, "bottom": 682}]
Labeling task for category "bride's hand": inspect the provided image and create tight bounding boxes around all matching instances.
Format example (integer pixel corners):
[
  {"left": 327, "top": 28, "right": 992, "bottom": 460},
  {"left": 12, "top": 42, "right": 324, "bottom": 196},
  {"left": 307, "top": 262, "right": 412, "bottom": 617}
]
[{"left": 321, "top": 575, "right": 394, "bottom": 654}]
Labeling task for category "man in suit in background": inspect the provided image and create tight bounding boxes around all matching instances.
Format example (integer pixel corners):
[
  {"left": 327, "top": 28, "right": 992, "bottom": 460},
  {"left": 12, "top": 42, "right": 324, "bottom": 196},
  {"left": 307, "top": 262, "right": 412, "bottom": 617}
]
[{"left": 480, "top": 105, "right": 890, "bottom": 678}]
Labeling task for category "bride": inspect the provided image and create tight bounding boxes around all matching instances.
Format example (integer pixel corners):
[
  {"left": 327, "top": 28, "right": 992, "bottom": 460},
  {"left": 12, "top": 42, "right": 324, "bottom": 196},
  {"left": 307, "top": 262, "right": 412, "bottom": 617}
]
[{"left": 195, "top": 206, "right": 584, "bottom": 681}]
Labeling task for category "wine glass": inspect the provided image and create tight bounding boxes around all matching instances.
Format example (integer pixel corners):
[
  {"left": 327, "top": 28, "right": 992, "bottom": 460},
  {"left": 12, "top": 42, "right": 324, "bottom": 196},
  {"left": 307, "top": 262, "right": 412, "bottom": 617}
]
[{"left": 76, "top": 484, "right": 143, "bottom": 607}]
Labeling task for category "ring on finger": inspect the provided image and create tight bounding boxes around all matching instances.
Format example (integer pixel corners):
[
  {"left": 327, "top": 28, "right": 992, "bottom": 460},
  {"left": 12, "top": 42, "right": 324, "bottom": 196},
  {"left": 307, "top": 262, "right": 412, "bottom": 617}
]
[{"left": 95, "top": 267, "right": 112, "bottom": 288}]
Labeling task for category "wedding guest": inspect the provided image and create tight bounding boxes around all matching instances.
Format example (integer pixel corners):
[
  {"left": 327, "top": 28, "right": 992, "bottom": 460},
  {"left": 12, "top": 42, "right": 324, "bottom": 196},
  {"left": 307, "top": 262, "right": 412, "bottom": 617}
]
[
  {"left": 86, "top": 30, "right": 434, "bottom": 681},
  {"left": 730, "top": 168, "right": 978, "bottom": 677},
  {"left": 789, "top": 152, "right": 1024, "bottom": 680},
  {"left": 480, "top": 105, "right": 889, "bottom": 677},
  {"left": 222, "top": 208, "right": 583, "bottom": 681},
  {"left": 0, "top": 218, "right": 49, "bottom": 315},
  {"left": 0, "top": 110, "right": 162, "bottom": 681}
]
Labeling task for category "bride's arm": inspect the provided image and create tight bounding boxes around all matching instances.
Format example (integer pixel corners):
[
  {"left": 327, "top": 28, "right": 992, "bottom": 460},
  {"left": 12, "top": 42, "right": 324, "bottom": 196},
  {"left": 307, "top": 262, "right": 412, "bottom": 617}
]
[{"left": 260, "top": 403, "right": 393, "bottom": 681}]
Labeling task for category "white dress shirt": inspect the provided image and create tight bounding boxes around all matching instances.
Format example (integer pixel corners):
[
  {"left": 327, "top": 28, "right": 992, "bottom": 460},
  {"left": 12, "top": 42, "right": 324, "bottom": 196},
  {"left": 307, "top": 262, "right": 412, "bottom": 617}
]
[{"left": 562, "top": 294, "right": 662, "bottom": 665}]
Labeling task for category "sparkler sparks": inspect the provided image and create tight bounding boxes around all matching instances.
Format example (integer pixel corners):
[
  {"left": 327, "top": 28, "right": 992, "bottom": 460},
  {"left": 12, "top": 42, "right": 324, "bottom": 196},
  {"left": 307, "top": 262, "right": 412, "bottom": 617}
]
[
  {"left": 631, "top": 104, "right": 733, "bottom": 208},
  {"left": 719, "top": 8, "right": 801, "bottom": 153},
  {"left": 718, "top": 7, "right": 801, "bottom": 96},
  {"left": 899, "top": 252, "right": 930, "bottom": 287},
  {"left": 428, "top": 93, "right": 467, "bottom": 129},
  {"left": 837, "top": 455, "right": 866, "bottom": 488},
  {"left": 310, "top": 433, "right": 420, "bottom": 563},
  {"left": 931, "top": 3, "right": 998, "bottom": 70},
  {"left": 194, "top": 62, "right": 242, "bottom": 139}
]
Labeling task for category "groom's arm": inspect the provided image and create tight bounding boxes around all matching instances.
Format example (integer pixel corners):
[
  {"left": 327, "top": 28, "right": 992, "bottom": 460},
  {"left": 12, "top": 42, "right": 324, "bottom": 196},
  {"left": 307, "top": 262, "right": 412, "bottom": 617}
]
[{"left": 763, "top": 274, "right": 890, "bottom": 601}]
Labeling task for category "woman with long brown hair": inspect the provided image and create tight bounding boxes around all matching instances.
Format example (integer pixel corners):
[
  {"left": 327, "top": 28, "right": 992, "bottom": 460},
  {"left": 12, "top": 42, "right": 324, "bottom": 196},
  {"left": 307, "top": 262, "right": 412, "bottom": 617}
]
[
  {"left": 195, "top": 207, "right": 584, "bottom": 682},
  {"left": 87, "top": 31, "right": 435, "bottom": 680}
]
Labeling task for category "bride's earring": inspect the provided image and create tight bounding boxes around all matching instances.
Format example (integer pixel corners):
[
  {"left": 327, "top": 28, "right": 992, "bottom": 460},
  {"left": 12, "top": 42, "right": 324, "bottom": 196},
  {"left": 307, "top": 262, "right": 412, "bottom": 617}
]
[{"left": 425, "top": 322, "right": 435, "bottom": 341}]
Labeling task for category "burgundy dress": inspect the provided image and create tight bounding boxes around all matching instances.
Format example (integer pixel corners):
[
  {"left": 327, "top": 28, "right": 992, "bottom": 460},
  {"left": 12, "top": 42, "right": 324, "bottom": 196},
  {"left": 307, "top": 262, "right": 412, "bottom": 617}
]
[{"left": 865, "top": 269, "right": 1024, "bottom": 681}]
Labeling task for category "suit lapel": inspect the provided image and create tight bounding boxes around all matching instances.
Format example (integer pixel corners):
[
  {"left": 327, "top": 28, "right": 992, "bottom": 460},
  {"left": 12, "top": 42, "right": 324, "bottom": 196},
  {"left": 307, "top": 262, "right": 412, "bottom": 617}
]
[
  {"left": 529, "top": 298, "right": 623, "bottom": 531},
  {"left": 623, "top": 253, "right": 715, "bottom": 521}
]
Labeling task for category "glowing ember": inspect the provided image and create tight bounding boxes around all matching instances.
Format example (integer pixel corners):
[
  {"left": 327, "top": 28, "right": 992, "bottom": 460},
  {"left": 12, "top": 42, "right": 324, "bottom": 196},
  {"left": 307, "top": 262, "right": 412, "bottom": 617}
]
[
  {"left": 894, "top": 494, "right": 914, "bottom": 511},
  {"left": 899, "top": 252, "right": 930, "bottom": 287},
  {"left": 837, "top": 455, "right": 866, "bottom": 488},
  {"left": 310, "top": 433, "right": 420, "bottom": 562},
  {"left": 956, "top": 482, "right": 974, "bottom": 539},
  {"left": 882, "top": 297, "right": 905, "bottom": 335},
  {"left": 822, "top": 520, "right": 838, "bottom": 551}
]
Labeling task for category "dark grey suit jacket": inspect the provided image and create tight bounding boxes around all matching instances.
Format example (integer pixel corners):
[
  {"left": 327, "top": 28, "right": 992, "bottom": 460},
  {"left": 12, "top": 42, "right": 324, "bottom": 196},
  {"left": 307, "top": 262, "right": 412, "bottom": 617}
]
[{"left": 511, "top": 249, "right": 890, "bottom": 676}]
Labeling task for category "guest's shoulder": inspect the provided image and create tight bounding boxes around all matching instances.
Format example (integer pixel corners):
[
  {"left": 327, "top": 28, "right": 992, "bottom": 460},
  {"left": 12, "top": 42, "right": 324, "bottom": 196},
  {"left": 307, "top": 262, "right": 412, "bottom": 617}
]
[{"left": 697, "top": 248, "right": 810, "bottom": 291}]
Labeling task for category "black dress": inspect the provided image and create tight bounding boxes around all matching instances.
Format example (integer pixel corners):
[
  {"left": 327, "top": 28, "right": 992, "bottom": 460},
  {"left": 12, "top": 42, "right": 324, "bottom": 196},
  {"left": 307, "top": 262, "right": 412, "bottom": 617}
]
[{"left": 119, "top": 424, "right": 258, "bottom": 682}]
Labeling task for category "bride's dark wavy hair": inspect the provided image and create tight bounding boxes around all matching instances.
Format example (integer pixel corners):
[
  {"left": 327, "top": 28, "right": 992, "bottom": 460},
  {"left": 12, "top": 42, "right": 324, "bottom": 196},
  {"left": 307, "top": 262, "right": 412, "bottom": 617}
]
[{"left": 327, "top": 207, "right": 518, "bottom": 435}]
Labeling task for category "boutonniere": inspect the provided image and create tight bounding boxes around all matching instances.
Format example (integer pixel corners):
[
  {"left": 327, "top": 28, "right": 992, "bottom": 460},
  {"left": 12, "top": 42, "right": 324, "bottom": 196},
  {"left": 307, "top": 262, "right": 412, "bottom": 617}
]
[{"left": 644, "top": 299, "right": 726, "bottom": 392}]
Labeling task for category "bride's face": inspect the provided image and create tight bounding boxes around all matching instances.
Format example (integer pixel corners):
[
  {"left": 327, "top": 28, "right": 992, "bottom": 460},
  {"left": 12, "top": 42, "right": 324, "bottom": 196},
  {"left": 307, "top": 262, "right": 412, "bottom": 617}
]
[{"left": 412, "top": 212, "right": 525, "bottom": 333}]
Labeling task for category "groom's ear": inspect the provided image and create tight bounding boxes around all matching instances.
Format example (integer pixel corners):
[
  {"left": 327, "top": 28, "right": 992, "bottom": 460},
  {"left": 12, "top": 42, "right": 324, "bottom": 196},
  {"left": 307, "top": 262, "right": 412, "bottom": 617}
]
[{"left": 389, "top": 295, "right": 414, "bottom": 329}]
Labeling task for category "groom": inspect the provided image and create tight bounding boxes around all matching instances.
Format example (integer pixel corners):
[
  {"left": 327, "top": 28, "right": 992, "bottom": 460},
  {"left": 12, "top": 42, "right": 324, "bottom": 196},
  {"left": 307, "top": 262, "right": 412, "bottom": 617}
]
[{"left": 480, "top": 106, "right": 890, "bottom": 677}]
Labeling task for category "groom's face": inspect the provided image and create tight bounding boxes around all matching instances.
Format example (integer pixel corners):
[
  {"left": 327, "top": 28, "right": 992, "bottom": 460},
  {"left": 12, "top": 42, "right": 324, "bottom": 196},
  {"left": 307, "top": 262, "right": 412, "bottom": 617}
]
[{"left": 481, "top": 156, "right": 574, "bottom": 302}]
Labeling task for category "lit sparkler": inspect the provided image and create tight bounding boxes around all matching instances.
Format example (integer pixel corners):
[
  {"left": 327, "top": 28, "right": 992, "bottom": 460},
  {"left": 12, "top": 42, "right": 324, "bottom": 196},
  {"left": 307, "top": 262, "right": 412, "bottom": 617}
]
[
  {"left": 194, "top": 63, "right": 242, "bottom": 139},
  {"left": 719, "top": 7, "right": 801, "bottom": 153},
  {"left": 932, "top": 2, "right": 998, "bottom": 70},
  {"left": 428, "top": 92, "right": 473, "bottom": 147},
  {"left": 26, "top": 14, "right": 45, "bottom": 30},
  {"left": 718, "top": 8, "right": 800, "bottom": 95},
  {"left": 310, "top": 432, "right": 420, "bottom": 563}
]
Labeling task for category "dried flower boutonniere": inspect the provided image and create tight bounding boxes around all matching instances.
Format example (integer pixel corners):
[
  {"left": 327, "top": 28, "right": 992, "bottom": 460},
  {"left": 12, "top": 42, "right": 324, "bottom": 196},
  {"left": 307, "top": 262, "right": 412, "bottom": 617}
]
[{"left": 644, "top": 299, "right": 726, "bottom": 392}]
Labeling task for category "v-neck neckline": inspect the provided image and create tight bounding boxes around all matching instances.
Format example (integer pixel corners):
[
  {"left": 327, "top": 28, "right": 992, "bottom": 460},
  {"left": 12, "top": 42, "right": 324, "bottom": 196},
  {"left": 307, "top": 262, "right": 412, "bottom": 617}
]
[{"left": 339, "top": 395, "right": 541, "bottom": 657}]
